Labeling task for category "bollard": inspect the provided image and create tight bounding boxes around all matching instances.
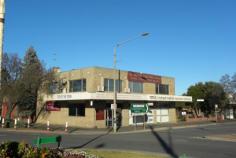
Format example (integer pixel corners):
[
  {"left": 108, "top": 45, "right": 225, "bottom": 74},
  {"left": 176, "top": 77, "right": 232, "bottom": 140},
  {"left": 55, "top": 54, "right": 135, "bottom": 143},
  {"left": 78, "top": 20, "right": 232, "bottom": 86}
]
[
  {"left": 65, "top": 122, "right": 68, "bottom": 132},
  {"left": 1, "top": 118, "right": 4, "bottom": 128},
  {"left": 47, "top": 121, "right": 50, "bottom": 131},
  {"left": 14, "top": 118, "right": 17, "bottom": 129},
  {"left": 27, "top": 118, "right": 30, "bottom": 128}
]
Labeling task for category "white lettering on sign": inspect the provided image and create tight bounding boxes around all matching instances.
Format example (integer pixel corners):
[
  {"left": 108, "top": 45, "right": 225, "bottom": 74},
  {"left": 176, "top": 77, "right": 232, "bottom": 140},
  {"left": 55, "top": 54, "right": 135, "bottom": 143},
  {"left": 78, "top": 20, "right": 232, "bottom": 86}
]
[
  {"left": 149, "top": 95, "right": 192, "bottom": 102},
  {"left": 57, "top": 94, "right": 72, "bottom": 99},
  {"left": 133, "top": 104, "right": 145, "bottom": 108}
]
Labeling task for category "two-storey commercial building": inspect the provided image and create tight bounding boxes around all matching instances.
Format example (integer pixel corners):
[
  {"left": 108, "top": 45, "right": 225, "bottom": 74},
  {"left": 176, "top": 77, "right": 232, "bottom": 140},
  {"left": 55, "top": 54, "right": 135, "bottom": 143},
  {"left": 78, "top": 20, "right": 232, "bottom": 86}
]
[{"left": 36, "top": 67, "right": 192, "bottom": 128}]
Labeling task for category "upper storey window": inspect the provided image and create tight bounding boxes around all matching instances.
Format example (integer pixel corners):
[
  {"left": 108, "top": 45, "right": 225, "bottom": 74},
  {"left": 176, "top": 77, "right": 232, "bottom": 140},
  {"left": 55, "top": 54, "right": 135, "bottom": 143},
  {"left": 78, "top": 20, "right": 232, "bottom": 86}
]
[
  {"left": 69, "top": 79, "right": 86, "bottom": 92},
  {"left": 104, "top": 78, "right": 122, "bottom": 92},
  {"left": 156, "top": 84, "right": 169, "bottom": 94},
  {"left": 129, "top": 81, "right": 143, "bottom": 93}
]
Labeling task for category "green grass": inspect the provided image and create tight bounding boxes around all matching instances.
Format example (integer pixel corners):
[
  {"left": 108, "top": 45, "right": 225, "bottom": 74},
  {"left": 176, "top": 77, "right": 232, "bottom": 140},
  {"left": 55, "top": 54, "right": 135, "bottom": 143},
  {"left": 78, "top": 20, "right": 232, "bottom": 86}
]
[{"left": 80, "top": 149, "right": 168, "bottom": 158}]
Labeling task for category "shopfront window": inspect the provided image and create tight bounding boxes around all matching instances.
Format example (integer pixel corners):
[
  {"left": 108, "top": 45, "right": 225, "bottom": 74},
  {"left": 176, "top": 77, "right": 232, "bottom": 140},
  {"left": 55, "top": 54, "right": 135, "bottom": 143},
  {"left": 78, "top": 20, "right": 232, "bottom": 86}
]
[
  {"left": 68, "top": 104, "right": 85, "bottom": 116},
  {"left": 129, "top": 81, "right": 143, "bottom": 93},
  {"left": 69, "top": 79, "right": 86, "bottom": 92},
  {"left": 156, "top": 84, "right": 169, "bottom": 94}
]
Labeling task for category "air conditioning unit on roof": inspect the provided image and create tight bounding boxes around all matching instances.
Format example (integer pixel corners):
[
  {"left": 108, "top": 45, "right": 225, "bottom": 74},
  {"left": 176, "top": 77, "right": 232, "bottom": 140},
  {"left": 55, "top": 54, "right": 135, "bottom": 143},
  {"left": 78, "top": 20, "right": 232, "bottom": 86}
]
[
  {"left": 97, "top": 86, "right": 104, "bottom": 92},
  {"left": 124, "top": 88, "right": 131, "bottom": 93}
]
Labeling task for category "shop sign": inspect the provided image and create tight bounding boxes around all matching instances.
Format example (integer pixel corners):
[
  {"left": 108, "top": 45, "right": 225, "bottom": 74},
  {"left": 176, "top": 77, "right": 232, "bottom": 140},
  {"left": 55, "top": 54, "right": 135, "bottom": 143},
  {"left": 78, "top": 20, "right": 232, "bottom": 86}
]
[
  {"left": 56, "top": 94, "right": 72, "bottom": 100},
  {"left": 111, "top": 104, "right": 117, "bottom": 110},
  {"left": 131, "top": 103, "right": 148, "bottom": 113},
  {"left": 46, "top": 101, "right": 60, "bottom": 111},
  {"left": 128, "top": 71, "right": 161, "bottom": 84}
]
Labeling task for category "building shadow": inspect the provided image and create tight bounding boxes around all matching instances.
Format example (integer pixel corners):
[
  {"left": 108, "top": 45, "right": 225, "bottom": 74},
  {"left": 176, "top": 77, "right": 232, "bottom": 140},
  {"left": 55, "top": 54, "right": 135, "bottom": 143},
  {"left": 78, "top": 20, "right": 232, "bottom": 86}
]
[
  {"left": 149, "top": 126, "right": 178, "bottom": 158},
  {"left": 68, "top": 128, "right": 112, "bottom": 149}
]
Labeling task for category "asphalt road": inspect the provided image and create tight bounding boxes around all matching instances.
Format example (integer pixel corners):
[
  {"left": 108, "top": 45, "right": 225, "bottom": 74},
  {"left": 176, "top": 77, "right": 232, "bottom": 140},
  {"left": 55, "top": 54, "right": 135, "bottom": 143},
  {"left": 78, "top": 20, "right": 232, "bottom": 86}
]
[{"left": 0, "top": 122, "right": 236, "bottom": 158}]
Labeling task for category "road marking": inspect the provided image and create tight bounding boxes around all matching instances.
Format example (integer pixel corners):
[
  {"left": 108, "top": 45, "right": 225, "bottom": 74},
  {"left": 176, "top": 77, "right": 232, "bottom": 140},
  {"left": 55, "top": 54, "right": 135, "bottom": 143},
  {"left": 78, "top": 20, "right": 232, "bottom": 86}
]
[{"left": 192, "top": 134, "right": 236, "bottom": 142}]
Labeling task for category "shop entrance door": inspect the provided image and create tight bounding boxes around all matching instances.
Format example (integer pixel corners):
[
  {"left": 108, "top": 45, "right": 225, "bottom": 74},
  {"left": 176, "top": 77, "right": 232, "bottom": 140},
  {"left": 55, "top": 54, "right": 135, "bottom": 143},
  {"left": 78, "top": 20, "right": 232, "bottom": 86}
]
[
  {"left": 106, "top": 109, "right": 113, "bottom": 127},
  {"left": 105, "top": 108, "right": 122, "bottom": 127}
]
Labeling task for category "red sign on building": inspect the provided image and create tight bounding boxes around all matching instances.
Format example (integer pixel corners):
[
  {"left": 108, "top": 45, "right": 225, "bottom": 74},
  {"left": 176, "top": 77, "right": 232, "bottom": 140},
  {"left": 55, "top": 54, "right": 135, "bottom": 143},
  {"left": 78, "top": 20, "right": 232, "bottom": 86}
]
[
  {"left": 46, "top": 101, "right": 61, "bottom": 111},
  {"left": 128, "top": 71, "right": 161, "bottom": 84}
]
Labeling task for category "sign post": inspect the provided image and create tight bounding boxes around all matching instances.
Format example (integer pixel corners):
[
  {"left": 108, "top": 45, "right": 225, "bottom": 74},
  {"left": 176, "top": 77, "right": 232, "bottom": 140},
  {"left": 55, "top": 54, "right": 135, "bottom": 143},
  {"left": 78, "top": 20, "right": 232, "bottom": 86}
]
[{"left": 131, "top": 103, "right": 149, "bottom": 130}]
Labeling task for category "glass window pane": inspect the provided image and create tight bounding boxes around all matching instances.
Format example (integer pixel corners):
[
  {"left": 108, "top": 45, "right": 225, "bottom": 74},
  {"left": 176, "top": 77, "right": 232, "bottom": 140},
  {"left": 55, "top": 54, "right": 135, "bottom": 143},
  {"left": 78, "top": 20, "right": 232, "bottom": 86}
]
[
  {"left": 104, "top": 79, "right": 109, "bottom": 91},
  {"left": 157, "top": 84, "right": 169, "bottom": 94},
  {"left": 78, "top": 104, "right": 85, "bottom": 116},
  {"left": 69, "top": 81, "right": 73, "bottom": 92},
  {"left": 115, "top": 80, "right": 122, "bottom": 92},
  {"left": 109, "top": 79, "right": 114, "bottom": 91},
  {"left": 75, "top": 80, "right": 81, "bottom": 92},
  {"left": 69, "top": 79, "right": 86, "bottom": 92},
  {"left": 49, "top": 82, "right": 58, "bottom": 94},
  {"left": 129, "top": 81, "right": 143, "bottom": 93},
  {"left": 82, "top": 79, "right": 86, "bottom": 91},
  {"left": 69, "top": 105, "right": 77, "bottom": 116}
]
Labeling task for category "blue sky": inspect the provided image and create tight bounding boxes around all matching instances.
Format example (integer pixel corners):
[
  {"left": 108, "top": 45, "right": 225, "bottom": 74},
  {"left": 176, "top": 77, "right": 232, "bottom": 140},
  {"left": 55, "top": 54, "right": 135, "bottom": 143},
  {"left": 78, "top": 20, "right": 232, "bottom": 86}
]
[{"left": 4, "top": 0, "right": 236, "bottom": 95}]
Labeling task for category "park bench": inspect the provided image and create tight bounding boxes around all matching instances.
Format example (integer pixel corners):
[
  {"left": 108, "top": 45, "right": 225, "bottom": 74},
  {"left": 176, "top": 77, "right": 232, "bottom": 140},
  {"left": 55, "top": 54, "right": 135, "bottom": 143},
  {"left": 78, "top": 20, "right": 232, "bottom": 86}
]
[{"left": 33, "top": 135, "right": 62, "bottom": 148}]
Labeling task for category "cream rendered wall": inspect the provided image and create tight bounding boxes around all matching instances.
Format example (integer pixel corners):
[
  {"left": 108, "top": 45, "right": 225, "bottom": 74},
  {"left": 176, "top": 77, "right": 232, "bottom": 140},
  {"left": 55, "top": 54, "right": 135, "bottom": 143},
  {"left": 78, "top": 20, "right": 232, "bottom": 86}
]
[
  {"left": 143, "top": 83, "right": 155, "bottom": 94},
  {"left": 168, "top": 108, "right": 177, "bottom": 123},
  {"left": 56, "top": 67, "right": 175, "bottom": 95},
  {"left": 121, "top": 109, "right": 129, "bottom": 126},
  {"left": 59, "top": 67, "right": 95, "bottom": 93},
  {"left": 161, "top": 77, "right": 175, "bottom": 95},
  {"left": 92, "top": 67, "right": 128, "bottom": 93},
  {"left": 59, "top": 67, "right": 129, "bottom": 93},
  {"left": 37, "top": 107, "right": 96, "bottom": 128}
]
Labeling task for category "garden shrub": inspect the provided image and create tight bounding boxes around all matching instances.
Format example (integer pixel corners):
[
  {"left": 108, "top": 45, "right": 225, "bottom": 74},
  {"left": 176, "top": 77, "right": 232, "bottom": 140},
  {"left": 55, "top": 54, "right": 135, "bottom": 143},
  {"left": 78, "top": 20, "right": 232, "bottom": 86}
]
[{"left": 0, "top": 141, "right": 98, "bottom": 158}]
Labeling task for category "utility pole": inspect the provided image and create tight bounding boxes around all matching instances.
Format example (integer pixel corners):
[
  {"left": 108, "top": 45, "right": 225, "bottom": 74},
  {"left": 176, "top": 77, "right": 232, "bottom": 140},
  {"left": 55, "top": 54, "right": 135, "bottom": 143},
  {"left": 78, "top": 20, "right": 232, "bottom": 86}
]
[
  {"left": 0, "top": 0, "right": 5, "bottom": 87},
  {"left": 112, "top": 32, "right": 149, "bottom": 133}
]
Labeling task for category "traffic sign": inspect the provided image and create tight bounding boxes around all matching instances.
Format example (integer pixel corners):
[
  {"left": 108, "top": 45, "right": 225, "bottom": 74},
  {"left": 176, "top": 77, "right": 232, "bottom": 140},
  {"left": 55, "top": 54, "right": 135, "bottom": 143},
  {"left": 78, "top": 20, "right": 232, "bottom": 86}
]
[{"left": 131, "top": 103, "right": 149, "bottom": 113}]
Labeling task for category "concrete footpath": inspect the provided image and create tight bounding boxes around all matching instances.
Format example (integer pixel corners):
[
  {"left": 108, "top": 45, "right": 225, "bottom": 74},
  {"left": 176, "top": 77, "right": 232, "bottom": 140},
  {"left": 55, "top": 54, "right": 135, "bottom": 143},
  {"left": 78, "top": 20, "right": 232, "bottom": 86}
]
[{"left": 1, "top": 120, "right": 236, "bottom": 135}]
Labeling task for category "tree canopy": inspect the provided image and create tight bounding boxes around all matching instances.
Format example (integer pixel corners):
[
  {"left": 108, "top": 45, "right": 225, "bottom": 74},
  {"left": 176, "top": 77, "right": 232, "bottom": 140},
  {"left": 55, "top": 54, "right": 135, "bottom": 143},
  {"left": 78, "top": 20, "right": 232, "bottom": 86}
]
[
  {"left": 220, "top": 73, "right": 236, "bottom": 104},
  {"left": 186, "top": 81, "right": 227, "bottom": 116},
  {"left": 1, "top": 47, "right": 55, "bottom": 120}
]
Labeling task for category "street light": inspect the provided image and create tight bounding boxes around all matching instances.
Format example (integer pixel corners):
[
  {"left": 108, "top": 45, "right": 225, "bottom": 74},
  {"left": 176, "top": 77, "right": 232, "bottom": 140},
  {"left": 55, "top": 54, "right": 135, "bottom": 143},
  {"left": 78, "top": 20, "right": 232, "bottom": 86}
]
[
  {"left": 113, "top": 32, "right": 149, "bottom": 133},
  {"left": 0, "top": 0, "right": 5, "bottom": 88}
]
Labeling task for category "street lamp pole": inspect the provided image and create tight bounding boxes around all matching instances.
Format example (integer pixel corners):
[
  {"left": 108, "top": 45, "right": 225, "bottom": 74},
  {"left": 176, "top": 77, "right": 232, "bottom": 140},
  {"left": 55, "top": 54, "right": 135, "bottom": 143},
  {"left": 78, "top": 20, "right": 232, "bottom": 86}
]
[
  {"left": 0, "top": 0, "right": 5, "bottom": 88},
  {"left": 113, "top": 32, "right": 149, "bottom": 133}
]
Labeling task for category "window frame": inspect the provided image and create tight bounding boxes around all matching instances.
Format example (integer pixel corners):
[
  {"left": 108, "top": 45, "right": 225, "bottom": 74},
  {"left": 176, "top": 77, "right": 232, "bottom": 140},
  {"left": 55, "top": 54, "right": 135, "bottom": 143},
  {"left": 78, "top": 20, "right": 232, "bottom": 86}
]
[
  {"left": 156, "top": 84, "right": 169, "bottom": 94},
  {"left": 69, "top": 79, "right": 86, "bottom": 92},
  {"left": 129, "top": 81, "right": 143, "bottom": 93},
  {"left": 104, "top": 78, "right": 122, "bottom": 92},
  {"left": 68, "top": 104, "right": 85, "bottom": 117}
]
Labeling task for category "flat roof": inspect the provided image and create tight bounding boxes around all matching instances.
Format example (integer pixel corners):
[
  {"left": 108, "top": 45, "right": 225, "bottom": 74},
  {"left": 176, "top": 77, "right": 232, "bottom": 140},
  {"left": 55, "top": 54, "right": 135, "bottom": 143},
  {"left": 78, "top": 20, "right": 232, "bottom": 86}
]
[{"left": 57, "top": 66, "right": 174, "bottom": 79}]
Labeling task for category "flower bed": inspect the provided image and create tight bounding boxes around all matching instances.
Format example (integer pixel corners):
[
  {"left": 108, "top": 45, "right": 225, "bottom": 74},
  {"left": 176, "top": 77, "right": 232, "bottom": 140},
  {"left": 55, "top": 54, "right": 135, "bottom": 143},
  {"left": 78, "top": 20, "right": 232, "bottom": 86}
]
[{"left": 0, "top": 141, "right": 98, "bottom": 158}]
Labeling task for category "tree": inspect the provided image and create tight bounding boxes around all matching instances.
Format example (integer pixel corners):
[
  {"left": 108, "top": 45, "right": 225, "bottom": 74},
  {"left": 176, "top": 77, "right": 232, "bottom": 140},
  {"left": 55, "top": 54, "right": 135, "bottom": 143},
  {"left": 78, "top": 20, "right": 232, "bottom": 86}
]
[
  {"left": 186, "top": 82, "right": 205, "bottom": 117},
  {"left": 204, "top": 82, "right": 227, "bottom": 114},
  {"left": 1, "top": 47, "right": 55, "bottom": 122},
  {"left": 220, "top": 73, "right": 236, "bottom": 103},
  {"left": 18, "top": 47, "right": 55, "bottom": 120},
  {"left": 0, "top": 53, "right": 23, "bottom": 119},
  {"left": 186, "top": 81, "right": 227, "bottom": 116},
  {"left": 220, "top": 74, "right": 232, "bottom": 93}
]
